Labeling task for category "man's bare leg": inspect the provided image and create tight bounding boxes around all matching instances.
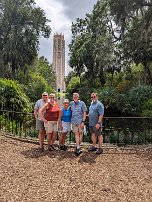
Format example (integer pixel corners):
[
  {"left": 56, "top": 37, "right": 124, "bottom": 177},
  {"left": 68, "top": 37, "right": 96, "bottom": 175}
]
[{"left": 38, "top": 130, "right": 45, "bottom": 148}]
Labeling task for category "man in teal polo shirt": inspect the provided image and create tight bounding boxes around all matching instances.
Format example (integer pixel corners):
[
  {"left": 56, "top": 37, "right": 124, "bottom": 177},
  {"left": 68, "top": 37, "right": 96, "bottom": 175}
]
[{"left": 88, "top": 92, "right": 104, "bottom": 155}]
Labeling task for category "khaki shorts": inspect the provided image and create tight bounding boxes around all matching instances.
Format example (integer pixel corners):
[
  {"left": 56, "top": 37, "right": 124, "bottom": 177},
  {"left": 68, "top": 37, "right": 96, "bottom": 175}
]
[
  {"left": 89, "top": 126, "right": 102, "bottom": 136},
  {"left": 72, "top": 123, "right": 83, "bottom": 133},
  {"left": 44, "top": 121, "right": 58, "bottom": 133}
]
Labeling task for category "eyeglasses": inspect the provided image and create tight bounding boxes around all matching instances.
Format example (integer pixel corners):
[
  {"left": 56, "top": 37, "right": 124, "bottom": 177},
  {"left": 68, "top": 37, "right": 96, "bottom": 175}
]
[
  {"left": 50, "top": 97, "right": 55, "bottom": 99},
  {"left": 43, "top": 95, "right": 47, "bottom": 97}
]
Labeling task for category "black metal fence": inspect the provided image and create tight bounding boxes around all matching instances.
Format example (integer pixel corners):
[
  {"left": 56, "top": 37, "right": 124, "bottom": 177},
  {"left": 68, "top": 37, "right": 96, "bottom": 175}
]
[{"left": 0, "top": 110, "right": 152, "bottom": 145}]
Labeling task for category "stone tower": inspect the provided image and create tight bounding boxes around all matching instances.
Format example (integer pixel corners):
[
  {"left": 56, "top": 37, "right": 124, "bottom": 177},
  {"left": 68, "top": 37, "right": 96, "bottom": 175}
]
[{"left": 52, "top": 33, "right": 65, "bottom": 92}]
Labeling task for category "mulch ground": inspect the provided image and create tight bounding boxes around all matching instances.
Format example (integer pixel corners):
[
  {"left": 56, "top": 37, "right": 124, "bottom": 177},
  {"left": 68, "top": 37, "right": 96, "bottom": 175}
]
[{"left": 0, "top": 134, "right": 152, "bottom": 202}]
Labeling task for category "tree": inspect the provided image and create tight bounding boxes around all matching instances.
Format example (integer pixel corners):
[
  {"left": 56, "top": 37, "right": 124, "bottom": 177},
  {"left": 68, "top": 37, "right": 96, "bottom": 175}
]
[
  {"left": 65, "top": 71, "right": 76, "bottom": 88},
  {"left": 30, "top": 57, "right": 56, "bottom": 89},
  {"left": 24, "top": 72, "right": 54, "bottom": 103},
  {"left": 16, "top": 57, "right": 56, "bottom": 103},
  {"left": 69, "top": 1, "right": 120, "bottom": 88},
  {"left": 66, "top": 77, "right": 80, "bottom": 99},
  {"left": 108, "top": 0, "right": 152, "bottom": 84},
  {"left": 0, "top": 0, "right": 51, "bottom": 78}
]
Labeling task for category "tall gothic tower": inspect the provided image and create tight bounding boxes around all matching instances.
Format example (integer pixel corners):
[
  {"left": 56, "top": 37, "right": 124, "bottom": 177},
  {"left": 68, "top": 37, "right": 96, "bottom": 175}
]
[{"left": 53, "top": 34, "right": 65, "bottom": 92}]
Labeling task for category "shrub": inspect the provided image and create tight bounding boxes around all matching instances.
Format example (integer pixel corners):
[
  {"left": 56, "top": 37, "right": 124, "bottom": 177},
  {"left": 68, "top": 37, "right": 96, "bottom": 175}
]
[{"left": 0, "top": 78, "right": 32, "bottom": 112}]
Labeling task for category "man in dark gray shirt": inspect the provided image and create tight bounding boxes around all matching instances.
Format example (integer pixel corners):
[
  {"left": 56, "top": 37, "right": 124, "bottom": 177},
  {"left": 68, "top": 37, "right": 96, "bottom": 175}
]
[{"left": 88, "top": 92, "right": 104, "bottom": 154}]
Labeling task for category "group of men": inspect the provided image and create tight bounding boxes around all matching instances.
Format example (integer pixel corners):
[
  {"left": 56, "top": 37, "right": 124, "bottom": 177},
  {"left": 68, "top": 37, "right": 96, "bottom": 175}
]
[{"left": 34, "top": 92, "right": 104, "bottom": 155}]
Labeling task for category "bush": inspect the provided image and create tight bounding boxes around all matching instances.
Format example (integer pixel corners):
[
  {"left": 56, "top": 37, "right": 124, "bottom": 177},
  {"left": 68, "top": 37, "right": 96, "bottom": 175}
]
[
  {"left": 98, "top": 85, "right": 152, "bottom": 116},
  {"left": 0, "top": 78, "right": 32, "bottom": 112},
  {"left": 141, "top": 99, "right": 152, "bottom": 117}
]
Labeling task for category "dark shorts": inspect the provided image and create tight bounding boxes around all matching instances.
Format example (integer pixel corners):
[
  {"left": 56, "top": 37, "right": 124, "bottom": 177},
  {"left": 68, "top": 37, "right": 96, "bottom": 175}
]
[
  {"left": 36, "top": 119, "right": 45, "bottom": 130},
  {"left": 89, "top": 126, "right": 102, "bottom": 136}
]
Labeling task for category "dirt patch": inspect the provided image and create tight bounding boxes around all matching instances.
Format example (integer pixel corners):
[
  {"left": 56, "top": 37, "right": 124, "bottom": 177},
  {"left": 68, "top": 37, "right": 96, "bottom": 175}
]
[{"left": 0, "top": 135, "right": 152, "bottom": 202}]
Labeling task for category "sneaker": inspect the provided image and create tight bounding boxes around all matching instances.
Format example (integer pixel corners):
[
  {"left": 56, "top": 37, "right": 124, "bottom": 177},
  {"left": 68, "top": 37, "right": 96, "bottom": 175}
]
[
  {"left": 59, "top": 145, "right": 64, "bottom": 150},
  {"left": 88, "top": 146, "right": 97, "bottom": 152},
  {"left": 63, "top": 145, "right": 67, "bottom": 151},
  {"left": 51, "top": 145, "right": 56, "bottom": 151},
  {"left": 39, "top": 145, "right": 44, "bottom": 152},
  {"left": 75, "top": 148, "right": 82, "bottom": 155},
  {"left": 96, "top": 148, "right": 103, "bottom": 155},
  {"left": 48, "top": 145, "right": 53, "bottom": 151}
]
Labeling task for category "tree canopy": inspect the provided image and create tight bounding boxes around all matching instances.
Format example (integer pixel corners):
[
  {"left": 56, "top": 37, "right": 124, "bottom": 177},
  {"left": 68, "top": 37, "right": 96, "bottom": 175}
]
[
  {"left": 67, "top": 0, "right": 152, "bottom": 116},
  {"left": 0, "top": 0, "right": 51, "bottom": 78},
  {"left": 69, "top": 0, "right": 152, "bottom": 86}
]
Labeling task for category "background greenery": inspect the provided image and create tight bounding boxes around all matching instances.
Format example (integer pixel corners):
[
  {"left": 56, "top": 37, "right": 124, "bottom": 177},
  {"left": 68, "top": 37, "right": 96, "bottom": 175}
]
[{"left": 0, "top": 0, "right": 152, "bottom": 117}]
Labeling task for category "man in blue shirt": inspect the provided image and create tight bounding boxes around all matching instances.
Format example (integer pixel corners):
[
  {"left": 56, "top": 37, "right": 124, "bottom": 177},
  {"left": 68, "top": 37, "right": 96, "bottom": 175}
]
[
  {"left": 88, "top": 92, "right": 104, "bottom": 155},
  {"left": 70, "top": 93, "right": 87, "bottom": 155}
]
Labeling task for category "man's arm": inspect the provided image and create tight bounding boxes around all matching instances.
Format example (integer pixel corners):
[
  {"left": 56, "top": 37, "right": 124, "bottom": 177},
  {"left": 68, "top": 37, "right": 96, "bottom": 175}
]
[
  {"left": 97, "top": 114, "right": 103, "bottom": 124},
  {"left": 34, "top": 101, "right": 38, "bottom": 120},
  {"left": 34, "top": 109, "right": 38, "bottom": 120},
  {"left": 96, "top": 104, "right": 104, "bottom": 128},
  {"left": 82, "top": 111, "right": 87, "bottom": 123}
]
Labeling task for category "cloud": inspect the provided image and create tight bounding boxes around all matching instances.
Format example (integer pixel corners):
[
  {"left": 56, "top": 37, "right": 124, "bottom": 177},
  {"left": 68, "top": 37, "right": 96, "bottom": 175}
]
[
  {"left": 57, "top": 0, "right": 97, "bottom": 20},
  {"left": 35, "top": 0, "right": 97, "bottom": 75}
]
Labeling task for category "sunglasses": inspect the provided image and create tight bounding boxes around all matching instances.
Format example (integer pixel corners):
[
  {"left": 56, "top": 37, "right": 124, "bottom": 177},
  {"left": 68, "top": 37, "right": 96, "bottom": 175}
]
[
  {"left": 91, "top": 96, "right": 96, "bottom": 99},
  {"left": 43, "top": 95, "right": 47, "bottom": 97},
  {"left": 50, "top": 97, "right": 55, "bottom": 98}
]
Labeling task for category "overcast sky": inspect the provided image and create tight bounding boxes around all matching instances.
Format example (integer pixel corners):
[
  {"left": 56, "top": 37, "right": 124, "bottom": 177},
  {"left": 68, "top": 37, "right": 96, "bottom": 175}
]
[{"left": 35, "top": 0, "right": 97, "bottom": 75}]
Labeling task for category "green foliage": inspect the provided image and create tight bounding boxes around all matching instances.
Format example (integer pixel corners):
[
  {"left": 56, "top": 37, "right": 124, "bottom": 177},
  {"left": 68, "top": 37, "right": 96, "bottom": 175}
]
[
  {"left": 114, "top": 80, "right": 133, "bottom": 94},
  {"left": 24, "top": 72, "right": 53, "bottom": 103},
  {"left": 98, "top": 84, "right": 152, "bottom": 116},
  {"left": 15, "top": 57, "right": 56, "bottom": 103},
  {"left": 108, "top": 0, "right": 152, "bottom": 84},
  {"left": 0, "top": 0, "right": 51, "bottom": 78},
  {"left": 69, "top": 1, "right": 114, "bottom": 87},
  {"left": 0, "top": 78, "right": 32, "bottom": 112},
  {"left": 66, "top": 77, "right": 80, "bottom": 99},
  {"left": 116, "top": 85, "right": 152, "bottom": 116},
  {"left": 143, "top": 99, "right": 152, "bottom": 111},
  {"left": 31, "top": 57, "right": 56, "bottom": 88},
  {"left": 68, "top": 0, "right": 152, "bottom": 99},
  {"left": 0, "top": 115, "right": 16, "bottom": 133},
  {"left": 141, "top": 99, "right": 152, "bottom": 117},
  {"left": 105, "top": 71, "right": 124, "bottom": 88},
  {"left": 65, "top": 71, "right": 76, "bottom": 88}
]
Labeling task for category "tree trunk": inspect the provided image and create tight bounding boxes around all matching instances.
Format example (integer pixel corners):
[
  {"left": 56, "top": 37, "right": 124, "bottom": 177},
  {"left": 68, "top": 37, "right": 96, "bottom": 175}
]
[
  {"left": 99, "top": 66, "right": 105, "bottom": 86},
  {"left": 11, "top": 59, "right": 16, "bottom": 79},
  {"left": 111, "top": 72, "right": 114, "bottom": 87},
  {"left": 143, "top": 61, "right": 152, "bottom": 85}
]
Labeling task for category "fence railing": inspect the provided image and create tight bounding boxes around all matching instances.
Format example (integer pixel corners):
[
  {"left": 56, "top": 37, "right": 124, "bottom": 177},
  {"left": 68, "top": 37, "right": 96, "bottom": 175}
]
[{"left": 0, "top": 110, "right": 152, "bottom": 145}]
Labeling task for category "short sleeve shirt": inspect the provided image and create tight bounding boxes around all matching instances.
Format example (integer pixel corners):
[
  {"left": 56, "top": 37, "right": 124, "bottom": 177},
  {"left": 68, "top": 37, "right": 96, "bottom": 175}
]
[
  {"left": 34, "top": 99, "right": 46, "bottom": 120},
  {"left": 61, "top": 107, "right": 71, "bottom": 122},
  {"left": 89, "top": 100, "right": 104, "bottom": 126},
  {"left": 70, "top": 100, "right": 87, "bottom": 125}
]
